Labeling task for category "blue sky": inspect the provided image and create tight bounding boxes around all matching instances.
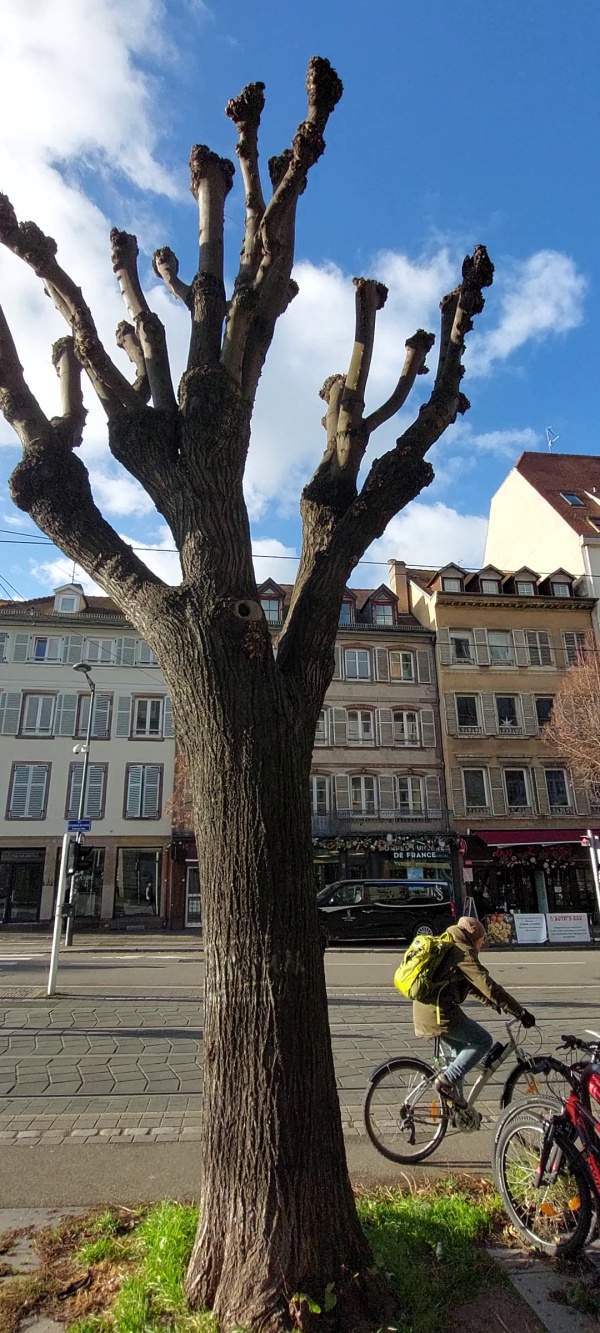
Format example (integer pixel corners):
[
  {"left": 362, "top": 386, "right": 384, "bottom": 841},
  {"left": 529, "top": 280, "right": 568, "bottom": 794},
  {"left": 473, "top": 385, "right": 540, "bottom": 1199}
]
[{"left": 0, "top": 0, "right": 598, "bottom": 598}]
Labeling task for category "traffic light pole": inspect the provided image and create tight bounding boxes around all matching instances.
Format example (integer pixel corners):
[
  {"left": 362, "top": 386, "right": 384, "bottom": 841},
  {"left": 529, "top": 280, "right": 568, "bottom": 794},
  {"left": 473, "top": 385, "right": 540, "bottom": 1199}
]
[
  {"left": 586, "top": 829, "right": 600, "bottom": 929},
  {"left": 47, "top": 831, "right": 71, "bottom": 997},
  {"left": 64, "top": 680, "right": 95, "bottom": 947}
]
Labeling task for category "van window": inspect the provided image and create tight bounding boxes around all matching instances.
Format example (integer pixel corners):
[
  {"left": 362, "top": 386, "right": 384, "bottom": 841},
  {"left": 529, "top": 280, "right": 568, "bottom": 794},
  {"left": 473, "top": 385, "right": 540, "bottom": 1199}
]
[
  {"left": 328, "top": 883, "right": 364, "bottom": 906},
  {"left": 369, "top": 884, "right": 410, "bottom": 904},
  {"left": 407, "top": 883, "right": 448, "bottom": 903}
]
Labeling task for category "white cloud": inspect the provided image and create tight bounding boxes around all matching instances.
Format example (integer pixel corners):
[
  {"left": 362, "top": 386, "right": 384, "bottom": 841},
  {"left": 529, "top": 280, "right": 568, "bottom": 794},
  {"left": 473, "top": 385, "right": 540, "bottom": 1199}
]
[
  {"left": 469, "top": 427, "right": 542, "bottom": 456},
  {"left": 88, "top": 470, "right": 156, "bottom": 517},
  {"left": 468, "top": 251, "right": 586, "bottom": 376},
  {"left": 364, "top": 501, "right": 488, "bottom": 575},
  {"left": 251, "top": 539, "right": 298, "bottom": 585}
]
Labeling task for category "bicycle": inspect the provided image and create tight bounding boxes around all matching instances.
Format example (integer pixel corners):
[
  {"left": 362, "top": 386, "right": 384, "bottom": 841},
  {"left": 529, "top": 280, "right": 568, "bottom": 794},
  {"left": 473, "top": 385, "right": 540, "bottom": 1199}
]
[
  {"left": 363, "top": 1023, "right": 600, "bottom": 1165},
  {"left": 492, "top": 1058, "right": 600, "bottom": 1256}
]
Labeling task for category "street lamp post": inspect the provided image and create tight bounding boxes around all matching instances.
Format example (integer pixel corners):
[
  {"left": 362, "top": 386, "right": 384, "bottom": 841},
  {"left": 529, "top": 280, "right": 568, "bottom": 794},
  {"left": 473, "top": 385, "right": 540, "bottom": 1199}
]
[{"left": 64, "top": 663, "right": 96, "bottom": 946}]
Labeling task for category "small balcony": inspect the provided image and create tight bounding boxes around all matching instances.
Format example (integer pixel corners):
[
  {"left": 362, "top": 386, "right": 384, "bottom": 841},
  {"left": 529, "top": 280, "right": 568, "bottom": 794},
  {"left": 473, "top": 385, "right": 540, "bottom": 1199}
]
[
  {"left": 458, "top": 725, "right": 483, "bottom": 737},
  {"left": 465, "top": 804, "right": 491, "bottom": 817},
  {"left": 311, "top": 809, "right": 446, "bottom": 835},
  {"left": 506, "top": 805, "right": 534, "bottom": 817}
]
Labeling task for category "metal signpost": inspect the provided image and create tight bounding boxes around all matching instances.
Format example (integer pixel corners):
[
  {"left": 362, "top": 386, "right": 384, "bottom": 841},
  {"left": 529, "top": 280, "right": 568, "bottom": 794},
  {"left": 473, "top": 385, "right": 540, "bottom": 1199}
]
[{"left": 582, "top": 831, "right": 600, "bottom": 929}]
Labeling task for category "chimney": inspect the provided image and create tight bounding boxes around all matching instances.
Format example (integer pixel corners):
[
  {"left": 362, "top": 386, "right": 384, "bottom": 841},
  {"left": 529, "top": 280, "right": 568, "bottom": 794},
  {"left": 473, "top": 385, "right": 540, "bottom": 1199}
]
[{"left": 388, "top": 559, "right": 409, "bottom": 613}]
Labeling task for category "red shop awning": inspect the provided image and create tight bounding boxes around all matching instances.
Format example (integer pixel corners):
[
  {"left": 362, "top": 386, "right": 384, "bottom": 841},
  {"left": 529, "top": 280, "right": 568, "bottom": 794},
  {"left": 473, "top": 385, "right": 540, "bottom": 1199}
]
[{"left": 475, "top": 829, "right": 597, "bottom": 847}]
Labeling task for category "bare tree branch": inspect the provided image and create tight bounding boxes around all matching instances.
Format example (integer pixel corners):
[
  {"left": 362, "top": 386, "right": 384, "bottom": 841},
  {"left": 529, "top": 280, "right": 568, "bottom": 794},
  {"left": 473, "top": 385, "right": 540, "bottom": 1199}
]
[
  {"left": 319, "top": 374, "right": 346, "bottom": 458},
  {"left": 277, "top": 247, "right": 494, "bottom": 695},
  {"left": 335, "top": 277, "right": 387, "bottom": 470},
  {"left": 364, "top": 329, "right": 435, "bottom": 433},
  {"left": 226, "top": 81, "right": 266, "bottom": 286},
  {"left": 152, "top": 246, "right": 192, "bottom": 305},
  {"left": 188, "top": 146, "right": 234, "bottom": 367},
  {"left": 0, "top": 194, "right": 140, "bottom": 415},
  {"left": 111, "top": 229, "right": 176, "bottom": 411},
  {"left": 0, "top": 301, "right": 54, "bottom": 451},
  {"left": 543, "top": 639, "right": 600, "bottom": 790},
  {"left": 115, "top": 321, "right": 151, "bottom": 402},
  {"left": 51, "top": 336, "right": 87, "bottom": 447}
]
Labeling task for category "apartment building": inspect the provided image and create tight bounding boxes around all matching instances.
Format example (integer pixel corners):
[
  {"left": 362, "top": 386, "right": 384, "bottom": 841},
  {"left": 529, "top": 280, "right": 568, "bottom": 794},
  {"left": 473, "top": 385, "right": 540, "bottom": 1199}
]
[
  {"left": 0, "top": 584, "right": 175, "bottom": 927},
  {"left": 399, "top": 559, "right": 598, "bottom": 920},
  {"left": 485, "top": 452, "right": 600, "bottom": 637},
  {"left": 168, "top": 577, "right": 456, "bottom": 927}
]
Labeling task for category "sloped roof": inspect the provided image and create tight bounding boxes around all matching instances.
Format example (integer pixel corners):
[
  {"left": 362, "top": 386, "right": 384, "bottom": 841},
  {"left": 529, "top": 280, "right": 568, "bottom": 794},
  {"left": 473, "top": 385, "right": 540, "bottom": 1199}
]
[{"left": 515, "top": 452, "right": 600, "bottom": 536}]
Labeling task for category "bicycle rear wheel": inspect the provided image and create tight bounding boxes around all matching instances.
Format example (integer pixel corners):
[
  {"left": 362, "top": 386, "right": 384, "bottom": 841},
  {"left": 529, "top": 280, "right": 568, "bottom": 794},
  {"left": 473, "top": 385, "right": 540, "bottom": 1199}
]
[
  {"left": 494, "top": 1107, "right": 591, "bottom": 1256},
  {"left": 363, "top": 1058, "right": 448, "bottom": 1163}
]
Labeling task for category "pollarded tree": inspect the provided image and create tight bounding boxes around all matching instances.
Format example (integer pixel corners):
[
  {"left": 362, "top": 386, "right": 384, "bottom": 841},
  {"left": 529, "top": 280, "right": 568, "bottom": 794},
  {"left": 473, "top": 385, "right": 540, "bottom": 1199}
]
[{"left": 0, "top": 60, "right": 493, "bottom": 1332}]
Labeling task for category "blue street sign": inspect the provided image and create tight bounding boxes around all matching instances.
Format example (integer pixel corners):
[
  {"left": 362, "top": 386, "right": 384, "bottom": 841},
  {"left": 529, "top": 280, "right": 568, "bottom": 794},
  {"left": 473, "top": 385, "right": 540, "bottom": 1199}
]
[{"left": 67, "top": 819, "right": 92, "bottom": 833}]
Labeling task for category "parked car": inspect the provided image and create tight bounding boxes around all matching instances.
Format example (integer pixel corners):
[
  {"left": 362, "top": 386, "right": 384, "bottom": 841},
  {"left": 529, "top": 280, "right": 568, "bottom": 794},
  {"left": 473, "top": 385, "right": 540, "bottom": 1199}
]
[{"left": 316, "top": 878, "right": 455, "bottom": 944}]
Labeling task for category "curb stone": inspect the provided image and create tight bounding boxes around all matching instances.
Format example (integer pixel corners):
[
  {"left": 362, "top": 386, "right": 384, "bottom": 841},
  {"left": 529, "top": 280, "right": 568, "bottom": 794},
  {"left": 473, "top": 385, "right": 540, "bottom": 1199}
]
[{"left": 489, "top": 1247, "right": 598, "bottom": 1333}]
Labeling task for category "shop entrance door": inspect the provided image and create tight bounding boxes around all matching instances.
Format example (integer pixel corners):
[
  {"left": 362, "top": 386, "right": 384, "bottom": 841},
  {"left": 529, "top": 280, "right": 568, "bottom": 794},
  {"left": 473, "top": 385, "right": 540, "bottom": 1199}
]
[
  {"left": 0, "top": 849, "right": 45, "bottom": 923},
  {"left": 185, "top": 866, "right": 202, "bottom": 929}
]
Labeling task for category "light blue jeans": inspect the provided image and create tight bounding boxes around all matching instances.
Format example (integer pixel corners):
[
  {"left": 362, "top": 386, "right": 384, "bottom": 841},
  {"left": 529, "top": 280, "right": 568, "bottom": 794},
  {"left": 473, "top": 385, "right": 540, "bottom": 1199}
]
[{"left": 440, "top": 1010, "right": 494, "bottom": 1094}]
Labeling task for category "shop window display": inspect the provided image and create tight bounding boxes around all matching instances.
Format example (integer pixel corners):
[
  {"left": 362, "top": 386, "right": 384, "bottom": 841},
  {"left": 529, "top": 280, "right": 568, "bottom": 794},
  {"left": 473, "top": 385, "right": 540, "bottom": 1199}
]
[{"left": 114, "top": 848, "right": 162, "bottom": 916}]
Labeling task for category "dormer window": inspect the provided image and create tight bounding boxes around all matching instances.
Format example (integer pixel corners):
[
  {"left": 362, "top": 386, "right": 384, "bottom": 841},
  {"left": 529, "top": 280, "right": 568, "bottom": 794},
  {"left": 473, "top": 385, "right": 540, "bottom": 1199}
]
[
  {"left": 372, "top": 602, "right": 394, "bottom": 625},
  {"left": 561, "top": 492, "right": 584, "bottom": 506},
  {"left": 480, "top": 579, "right": 500, "bottom": 595},
  {"left": 339, "top": 601, "right": 353, "bottom": 625},
  {"left": 442, "top": 577, "right": 462, "bottom": 593},
  {"left": 552, "top": 581, "right": 571, "bottom": 598},
  {"left": 261, "top": 598, "right": 281, "bottom": 624},
  {"left": 53, "top": 583, "right": 83, "bottom": 614},
  {"left": 516, "top": 581, "right": 536, "bottom": 596}
]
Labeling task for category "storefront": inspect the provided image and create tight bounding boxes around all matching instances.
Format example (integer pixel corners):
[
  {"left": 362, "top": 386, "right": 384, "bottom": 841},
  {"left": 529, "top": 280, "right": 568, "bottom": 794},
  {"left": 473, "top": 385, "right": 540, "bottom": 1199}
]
[
  {"left": 313, "top": 832, "right": 458, "bottom": 899},
  {"left": 463, "top": 830, "right": 597, "bottom": 943},
  {"left": 0, "top": 847, "right": 45, "bottom": 923}
]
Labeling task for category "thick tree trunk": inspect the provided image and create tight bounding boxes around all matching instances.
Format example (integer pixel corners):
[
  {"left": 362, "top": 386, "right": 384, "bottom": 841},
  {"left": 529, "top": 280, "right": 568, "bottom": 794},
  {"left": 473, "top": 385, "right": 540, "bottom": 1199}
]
[{"left": 158, "top": 610, "right": 385, "bottom": 1332}]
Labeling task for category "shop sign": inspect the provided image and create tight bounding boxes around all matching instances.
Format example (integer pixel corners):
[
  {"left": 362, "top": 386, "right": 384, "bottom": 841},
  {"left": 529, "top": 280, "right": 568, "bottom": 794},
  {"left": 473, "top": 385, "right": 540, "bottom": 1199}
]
[
  {"left": 514, "top": 914, "right": 547, "bottom": 945},
  {"left": 547, "top": 913, "right": 590, "bottom": 944}
]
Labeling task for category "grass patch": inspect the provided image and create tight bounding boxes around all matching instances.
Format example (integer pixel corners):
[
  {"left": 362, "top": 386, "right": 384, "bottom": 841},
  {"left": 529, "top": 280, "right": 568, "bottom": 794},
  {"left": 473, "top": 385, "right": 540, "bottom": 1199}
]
[
  {"left": 357, "top": 1177, "right": 504, "bottom": 1333},
  {"left": 0, "top": 1184, "right": 507, "bottom": 1333}
]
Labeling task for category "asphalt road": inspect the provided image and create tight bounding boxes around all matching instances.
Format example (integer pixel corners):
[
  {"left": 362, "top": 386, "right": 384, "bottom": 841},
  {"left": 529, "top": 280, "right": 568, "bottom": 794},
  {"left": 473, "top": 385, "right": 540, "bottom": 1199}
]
[{"left": 0, "top": 940, "right": 598, "bottom": 1206}]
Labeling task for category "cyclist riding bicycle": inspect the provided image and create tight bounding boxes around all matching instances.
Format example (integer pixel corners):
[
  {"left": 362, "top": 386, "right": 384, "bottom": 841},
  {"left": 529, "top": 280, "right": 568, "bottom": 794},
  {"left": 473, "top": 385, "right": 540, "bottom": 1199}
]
[{"left": 412, "top": 916, "right": 536, "bottom": 1107}]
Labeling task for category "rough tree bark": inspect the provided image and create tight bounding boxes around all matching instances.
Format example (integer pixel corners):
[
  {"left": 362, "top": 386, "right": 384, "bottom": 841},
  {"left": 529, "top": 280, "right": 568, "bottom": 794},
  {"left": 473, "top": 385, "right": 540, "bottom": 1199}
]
[{"left": 0, "top": 59, "right": 493, "bottom": 1331}]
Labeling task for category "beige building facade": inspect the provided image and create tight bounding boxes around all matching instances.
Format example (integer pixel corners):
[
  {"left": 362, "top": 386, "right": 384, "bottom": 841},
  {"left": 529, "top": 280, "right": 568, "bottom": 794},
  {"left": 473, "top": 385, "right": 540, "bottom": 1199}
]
[
  {"left": 0, "top": 585, "right": 175, "bottom": 928},
  {"left": 396, "top": 559, "right": 598, "bottom": 923}
]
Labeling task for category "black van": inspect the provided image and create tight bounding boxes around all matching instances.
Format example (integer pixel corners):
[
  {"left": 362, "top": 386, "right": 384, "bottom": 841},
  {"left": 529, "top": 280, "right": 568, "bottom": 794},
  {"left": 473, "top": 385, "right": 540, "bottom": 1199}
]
[{"left": 316, "top": 879, "right": 455, "bottom": 944}]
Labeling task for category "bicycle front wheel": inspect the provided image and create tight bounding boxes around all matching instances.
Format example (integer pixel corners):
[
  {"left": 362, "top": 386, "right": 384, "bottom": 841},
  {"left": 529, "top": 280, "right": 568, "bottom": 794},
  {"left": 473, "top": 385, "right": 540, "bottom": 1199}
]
[
  {"left": 494, "top": 1107, "right": 591, "bottom": 1256},
  {"left": 501, "top": 1058, "right": 575, "bottom": 1110},
  {"left": 363, "top": 1058, "right": 448, "bottom": 1163}
]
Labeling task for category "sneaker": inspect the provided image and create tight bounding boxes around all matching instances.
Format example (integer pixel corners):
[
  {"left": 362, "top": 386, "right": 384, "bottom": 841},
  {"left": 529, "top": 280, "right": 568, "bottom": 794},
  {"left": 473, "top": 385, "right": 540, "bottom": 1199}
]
[{"left": 434, "top": 1074, "right": 467, "bottom": 1108}]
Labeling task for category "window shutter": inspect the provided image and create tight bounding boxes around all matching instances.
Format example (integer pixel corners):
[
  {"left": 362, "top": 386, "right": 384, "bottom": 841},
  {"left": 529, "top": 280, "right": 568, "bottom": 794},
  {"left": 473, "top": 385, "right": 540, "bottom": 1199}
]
[
  {"left": 489, "top": 767, "right": 507, "bottom": 816},
  {"left": 332, "top": 708, "right": 347, "bottom": 746},
  {"left": 443, "top": 694, "right": 458, "bottom": 735},
  {"left": 481, "top": 692, "right": 497, "bottom": 735},
  {"left": 12, "top": 634, "right": 29, "bottom": 662},
  {"left": 28, "top": 765, "right": 48, "bottom": 817},
  {"left": 0, "top": 691, "right": 22, "bottom": 735},
  {"left": 10, "top": 765, "right": 32, "bottom": 817},
  {"left": 92, "top": 694, "right": 111, "bottom": 738},
  {"left": 475, "top": 629, "right": 490, "bottom": 666},
  {"left": 416, "top": 650, "right": 431, "bottom": 683},
  {"left": 126, "top": 765, "right": 143, "bottom": 817},
  {"left": 68, "top": 764, "right": 83, "bottom": 818},
  {"left": 334, "top": 774, "right": 350, "bottom": 811},
  {"left": 11, "top": 763, "right": 47, "bottom": 819},
  {"left": 85, "top": 765, "right": 105, "bottom": 818},
  {"left": 377, "top": 708, "right": 394, "bottom": 747},
  {"left": 55, "top": 693, "right": 78, "bottom": 736},
  {"left": 533, "top": 767, "right": 550, "bottom": 815},
  {"left": 513, "top": 629, "right": 529, "bottom": 667},
  {"left": 437, "top": 627, "right": 451, "bottom": 666},
  {"left": 115, "top": 637, "right": 136, "bottom": 667},
  {"left": 163, "top": 696, "right": 174, "bottom": 738},
  {"left": 332, "top": 645, "right": 342, "bottom": 680},
  {"left": 116, "top": 695, "right": 132, "bottom": 737},
  {"left": 375, "top": 648, "right": 389, "bottom": 681},
  {"left": 425, "top": 774, "right": 441, "bottom": 816},
  {"left": 378, "top": 774, "right": 395, "bottom": 814},
  {"left": 62, "top": 635, "right": 83, "bottom": 665},
  {"left": 420, "top": 707, "right": 436, "bottom": 747},
  {"left": 521, "top": 693, "right": 537, "bottom": 736},
  {"left": 450, "top": 769, "right": 465, "bottom": 816},
  {"left": 571, "top": 774, "right": 588, "bottom": 816},
  {"left": 142, "top": 765, "right": 161, "bottom": 817},
  {"left": 540, "top": 632, "right": 554, "bottom": 666}
]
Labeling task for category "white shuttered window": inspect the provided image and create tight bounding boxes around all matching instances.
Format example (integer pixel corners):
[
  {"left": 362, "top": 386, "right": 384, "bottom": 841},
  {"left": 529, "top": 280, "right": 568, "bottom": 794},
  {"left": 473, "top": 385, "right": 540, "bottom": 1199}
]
[
  {"left": 125, "top": 764, "right": 162, "bottom": 819},
  {"left": 67, "top": 763, "right": 106, "bottom": 818},
  {"left": 8, "top": 763, "right": 49, "bottom": 818}
]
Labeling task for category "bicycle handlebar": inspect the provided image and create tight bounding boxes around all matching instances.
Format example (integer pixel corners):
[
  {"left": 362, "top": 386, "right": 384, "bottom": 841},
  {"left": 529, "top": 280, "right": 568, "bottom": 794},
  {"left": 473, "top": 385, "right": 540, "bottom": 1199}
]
[{"left": 559, "top": 1033, "right": 600, "bottom": 1054}]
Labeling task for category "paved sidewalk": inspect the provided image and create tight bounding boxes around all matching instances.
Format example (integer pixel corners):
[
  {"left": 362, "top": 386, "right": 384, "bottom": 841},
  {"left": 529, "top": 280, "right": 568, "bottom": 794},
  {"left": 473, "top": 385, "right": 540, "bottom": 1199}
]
[{"left": 0, "top": 988, "right": 590, "bottom": 1155}]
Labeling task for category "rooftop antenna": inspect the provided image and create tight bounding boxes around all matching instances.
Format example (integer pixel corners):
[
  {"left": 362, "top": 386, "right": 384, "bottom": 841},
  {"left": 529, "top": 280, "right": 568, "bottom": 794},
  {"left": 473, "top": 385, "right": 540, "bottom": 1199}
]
[{"left": 546, "top": 427, "right": 559, "bottom": 452}]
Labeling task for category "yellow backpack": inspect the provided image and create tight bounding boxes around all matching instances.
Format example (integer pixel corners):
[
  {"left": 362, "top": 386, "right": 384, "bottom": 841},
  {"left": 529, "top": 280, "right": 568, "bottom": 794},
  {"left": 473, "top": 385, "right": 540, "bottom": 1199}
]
[{"left": 394, "top": 930, "right": 454, "bottom": 1003}]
